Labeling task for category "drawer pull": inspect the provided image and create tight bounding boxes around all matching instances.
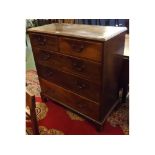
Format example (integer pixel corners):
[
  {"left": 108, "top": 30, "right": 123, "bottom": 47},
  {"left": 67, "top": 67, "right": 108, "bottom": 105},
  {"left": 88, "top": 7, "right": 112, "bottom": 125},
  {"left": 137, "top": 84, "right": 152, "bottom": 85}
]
[
  {"left": 37, "top": 36, "right": 46, "bottom": 46},
  {"left": 76, "top": 82, "right": 87, "bottom": 90},
  {"left": 46, "top": 71, "right": 54, "bottom": 77},
  {"left": 72, "top": 62, "right": 85, "bottom": 72},
  {"left": 42, "top": 53, "right": 51, "bottom": 60},
  {"left": 75, "top": 66, "right": 83, "bottom": 72},
  {"left": 71, "top": 44, "right": 84, "bottom": 52}
]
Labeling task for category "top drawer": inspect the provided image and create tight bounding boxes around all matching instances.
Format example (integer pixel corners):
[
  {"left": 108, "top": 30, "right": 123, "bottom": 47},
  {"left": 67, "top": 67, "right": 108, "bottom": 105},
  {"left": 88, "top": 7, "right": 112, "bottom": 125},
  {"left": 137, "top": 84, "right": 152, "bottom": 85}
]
[
  {"left": 59, "top": 37, "right": 103, "bottom": 62},
  {"left": 29, "top": 33, "right": 58, "bottom": 52}
]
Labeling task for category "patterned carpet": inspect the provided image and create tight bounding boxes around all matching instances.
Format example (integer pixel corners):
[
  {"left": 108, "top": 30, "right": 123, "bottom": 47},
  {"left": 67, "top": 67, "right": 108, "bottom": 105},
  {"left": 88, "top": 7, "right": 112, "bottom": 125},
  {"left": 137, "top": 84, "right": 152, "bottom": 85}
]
[{"left": 26, "top": 70, "right": 129, "bottom": 135}]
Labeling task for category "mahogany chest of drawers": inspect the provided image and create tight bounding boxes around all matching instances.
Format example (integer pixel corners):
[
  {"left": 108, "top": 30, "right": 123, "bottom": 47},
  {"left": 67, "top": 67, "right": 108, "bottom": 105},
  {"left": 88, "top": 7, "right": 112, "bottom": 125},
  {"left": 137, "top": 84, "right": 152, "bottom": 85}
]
[{"left": 28, "top": 23, "right": 127, "bottom": 129}]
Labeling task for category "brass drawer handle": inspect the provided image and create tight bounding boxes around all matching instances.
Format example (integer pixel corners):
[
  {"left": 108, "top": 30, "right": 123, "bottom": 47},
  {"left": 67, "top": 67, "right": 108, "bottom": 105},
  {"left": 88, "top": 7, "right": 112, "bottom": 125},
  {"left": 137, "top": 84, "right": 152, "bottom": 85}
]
[
  {"left": 71, "top": 44, "right": 84, "bottom": 52},
  {"left": 37, "top": 36, "right": 46, "bottom": 46},
  {"left": 76, "top": 82, "right": 87, "bottom": 90},
  {"left": 72, "top": 61, "right": 85, "bottom": 72},
  {"left": 41, "top": 53, "right": 51, "bottom": 60},
  {"left": 46, "top": 71, "right": 54, "bottom": 77}
]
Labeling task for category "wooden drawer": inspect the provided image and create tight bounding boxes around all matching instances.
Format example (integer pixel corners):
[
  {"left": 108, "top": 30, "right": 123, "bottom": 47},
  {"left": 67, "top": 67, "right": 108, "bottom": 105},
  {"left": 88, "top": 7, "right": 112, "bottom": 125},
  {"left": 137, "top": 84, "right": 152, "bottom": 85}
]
[
  {"left": 59, "top": 37, "right": 103, "bottom": 62},
  {"left": 37, "top": 64, "right": 101, "bottom": 102},
  {"left": 39, "top": 78, "right": 99, "bottom": 120},
  {"left": 33, "top": 49, "right": 101, "bottom": 83},
  {"left": 29, "top": 33, "right": 58, "bottom": 52}
]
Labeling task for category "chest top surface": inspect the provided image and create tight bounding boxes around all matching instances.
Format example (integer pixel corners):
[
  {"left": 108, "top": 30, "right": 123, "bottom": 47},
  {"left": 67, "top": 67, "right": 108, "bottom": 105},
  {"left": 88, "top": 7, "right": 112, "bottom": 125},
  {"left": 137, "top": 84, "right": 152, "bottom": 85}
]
[{"left": 28, "top": 23, "right": 127, "bottom": 41}]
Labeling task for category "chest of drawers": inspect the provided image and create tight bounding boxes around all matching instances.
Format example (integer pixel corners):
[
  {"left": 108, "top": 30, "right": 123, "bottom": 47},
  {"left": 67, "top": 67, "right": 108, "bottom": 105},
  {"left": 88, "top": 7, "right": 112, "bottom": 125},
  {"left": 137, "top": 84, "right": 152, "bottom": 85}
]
[{"left": 28, "top": 23, "right": 127, "bottom": 129}]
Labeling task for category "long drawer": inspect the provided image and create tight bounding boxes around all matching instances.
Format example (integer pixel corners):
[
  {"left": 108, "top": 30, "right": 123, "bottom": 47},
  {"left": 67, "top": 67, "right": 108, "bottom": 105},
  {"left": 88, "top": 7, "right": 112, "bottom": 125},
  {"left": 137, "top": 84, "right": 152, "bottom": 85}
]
[
  {"left": 59, "top": 37, "right": 103, "bottom": 62},
  {"left": 37, "top": 64, "right": 101, "bottom": 102},
  {"left": 39, "top": 78, "right": 99, "bottom": 120},
  {"left": 33, "top": 49, "right": 101, "bottom": 83},
  {"left": 29, "top": 33, "right": 58, "bottom": 52}
]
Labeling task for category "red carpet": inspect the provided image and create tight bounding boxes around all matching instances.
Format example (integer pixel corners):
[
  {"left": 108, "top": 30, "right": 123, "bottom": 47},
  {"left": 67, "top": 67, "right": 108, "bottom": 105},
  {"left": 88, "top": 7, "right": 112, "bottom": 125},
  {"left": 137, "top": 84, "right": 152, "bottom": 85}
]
[{"left": 26, "top": 70, "right": 129, "bottom": 135}]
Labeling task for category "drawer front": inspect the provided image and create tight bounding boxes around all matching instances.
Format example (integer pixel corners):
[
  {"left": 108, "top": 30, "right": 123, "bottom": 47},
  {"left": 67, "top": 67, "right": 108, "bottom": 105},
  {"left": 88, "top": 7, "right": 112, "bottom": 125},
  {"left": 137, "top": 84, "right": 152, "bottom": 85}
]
[
  {"left": 29, "top": 33, "right": 58, "bottom": 52},
  {"left": 33, "top": 49, "right": 101, "bottom": 83},
  {"left": 59, "top": 37, "right": 103, "bottom": 62},
  {"left": 39, "top": 78, "right": 99, "bottom": 120},
  {"left": 37, "top": 64, "right": 101, "bottom": 102}
]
